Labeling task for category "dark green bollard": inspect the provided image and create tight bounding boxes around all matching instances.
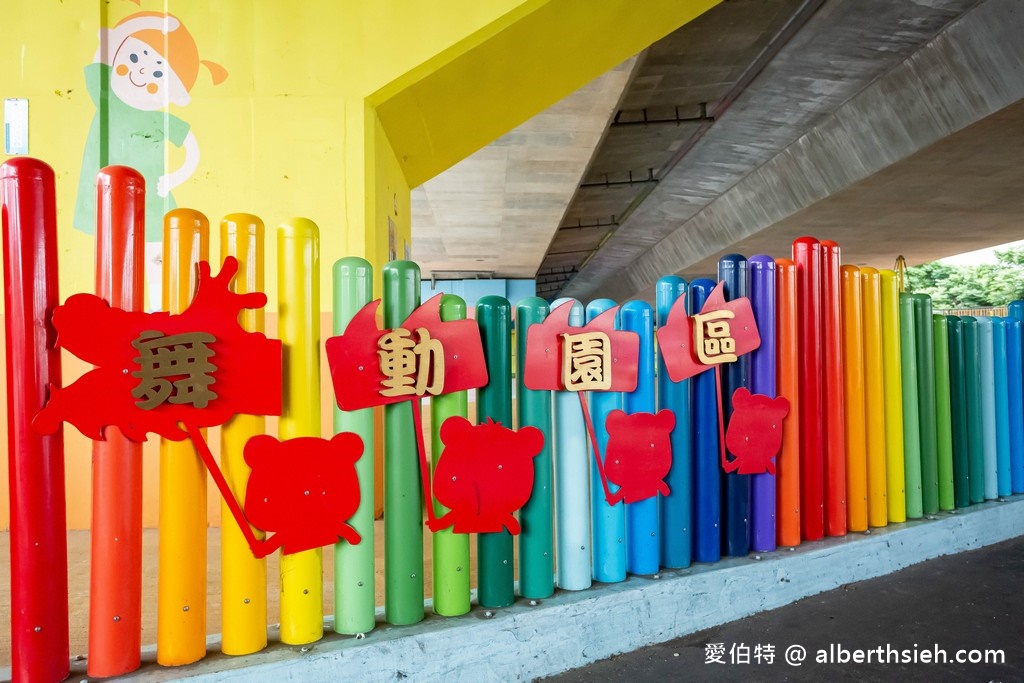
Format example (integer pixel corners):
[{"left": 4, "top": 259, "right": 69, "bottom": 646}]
[
  {"left": 945, "top": 316, "right": 971, "bottom": 508},
  {"left": 516, "top": 297, "right": 554, "bottom": 600},
  {"left": 962, "top": 316, "right": 986, "bottom": 504},
  {"left": 476, "top": 296, "right": 514, "bottom": 608}
]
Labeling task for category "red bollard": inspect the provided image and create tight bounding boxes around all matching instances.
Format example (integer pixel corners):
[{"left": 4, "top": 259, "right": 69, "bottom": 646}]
[
  {"left": 820, "top": 240, "right": 847, "bottom": 536},
  {"left": 793, "top": 237, "right": 824, "bottom": 541},
  {"left": 1, "top": 157, "right": 70, "bottom": 682},
  {"left": 89, "top": 167, "right": 145, "bottom": 676}
]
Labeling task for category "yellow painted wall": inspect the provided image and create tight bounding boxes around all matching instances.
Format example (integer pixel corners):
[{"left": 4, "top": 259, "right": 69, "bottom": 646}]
[{"left": 0, "top": 0, "right": 720, "bottom": 529}]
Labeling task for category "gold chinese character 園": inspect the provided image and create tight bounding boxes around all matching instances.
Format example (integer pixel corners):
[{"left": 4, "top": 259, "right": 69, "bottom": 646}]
[
  {"left": 561, "top": 331, "right": 612, "bottom": 391},
  {"left": 131, "top": 330, "right": 218, "bottom": 410},
  {"left": 693, "top": 309, "right": 737, "bottom": 365},
  {"left": 377, "top": 327, "right": 445, "bottom": 398}
]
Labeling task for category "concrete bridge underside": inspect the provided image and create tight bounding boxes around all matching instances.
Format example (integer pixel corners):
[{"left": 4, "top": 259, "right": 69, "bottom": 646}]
[{"left": 414, "top": 0, "right": 1024, "bottom": 302}]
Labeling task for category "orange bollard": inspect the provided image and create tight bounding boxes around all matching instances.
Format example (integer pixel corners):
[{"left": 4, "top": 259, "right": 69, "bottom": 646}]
[
  {"left": 841, "top": 266, "right": 868, "bottom": 532},
  {"left": 157, "top": 209, "right": 209, "bottom": 666},
  {"left": 861, "top": 267, "right": 888, "bottom": 527},
  {"left": 820, "top": 240, "right": 847, "bottom": 536},
  {"left": 89, "top": 167, "right": 145, "bottom": 676},
  {"left": 775, "top": 258, "right": 801, "bottom": 546},
  {"left": 219, "top": 214, "right": 268, "bottom": 655}
]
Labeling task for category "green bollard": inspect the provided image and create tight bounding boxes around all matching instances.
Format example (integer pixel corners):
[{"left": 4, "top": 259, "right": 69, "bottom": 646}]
[
  {"left": 946, "top": 317, "right": 971, "bottom": 508},
  {"left": 962, "top": 317, "right": 986, "bottom": 503},
  {"left": 932, "top": 315, "right": 955, "bottom": 511},
  {"left": 476, "top": 296, "right": 514, "bottom": 608},
  {"left": 899, "top": 293, "right": 923, "bottom": 519},
  {"left": 382, "top": 261, "right": 423, "bottom": 625},
  {"left": 333, "top": 258, "right": 376, "bottom": 634},
  {"left": 516, "top": 297, "right": 554, "bottom": 600},
  {"left": 431, "top": 295, "right": 471, "bottom": 616},
  {"left": 913, "top": 295, "right": 939, "bottom": 514}
]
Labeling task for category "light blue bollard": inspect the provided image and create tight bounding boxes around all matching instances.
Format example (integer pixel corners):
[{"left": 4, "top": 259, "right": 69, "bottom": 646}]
[
  {"left": 551, "top": 298, "right": 591, "bottom": 591},
  {"left": 621, "top": 301, "right": 659, "bottom": 575},
  {"left": 656, "top": 276, "right": 691, "bottom": 569},
  {"left": 976, "top": 317, "right": 998, "bottom": 499},
  {"left": 587, "top": 299, "right": 626, "bottom": 583}
]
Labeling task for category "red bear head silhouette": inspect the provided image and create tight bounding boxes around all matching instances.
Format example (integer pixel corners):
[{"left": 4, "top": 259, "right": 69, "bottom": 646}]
[
  {"left": 428, "top": 416, "right": 544, "bottom": 534},
  {"left": 724, "top": 387, "right": 790, "bottom": 475},
  {"left": 243, "top": 432, "right": 363, "bottom": 557},
  {"left": 601, "top": 409, "right": 676, "bottom": 505}
]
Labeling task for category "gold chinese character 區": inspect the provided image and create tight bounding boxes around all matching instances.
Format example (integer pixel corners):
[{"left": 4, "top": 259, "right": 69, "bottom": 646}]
[
  {"left": 378, "top": 327, "right": 445, "bottom": 398},
  {"left": 131, "top": 330, "right": 218, "bottom": 410},
  {"left": 561, "top": 331, "right": 612, "bottom": 391},
  {"left": 693, "top": 310, "right": 737, "bottom": 365}
]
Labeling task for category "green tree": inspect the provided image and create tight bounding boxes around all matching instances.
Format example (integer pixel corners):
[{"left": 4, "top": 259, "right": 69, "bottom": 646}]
[{"left": 905, "top": 247, "right": 1024, "bottom": 309}]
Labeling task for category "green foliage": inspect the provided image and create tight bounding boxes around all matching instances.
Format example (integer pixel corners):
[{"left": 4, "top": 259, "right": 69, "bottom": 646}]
[{"left": 905, "top": 247, "right": 1024, "bottom": 309}]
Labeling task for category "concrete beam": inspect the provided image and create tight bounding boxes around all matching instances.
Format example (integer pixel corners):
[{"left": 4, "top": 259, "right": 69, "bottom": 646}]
[{"left": 563, "top": 0, "right": 1024, "bottom": 302}]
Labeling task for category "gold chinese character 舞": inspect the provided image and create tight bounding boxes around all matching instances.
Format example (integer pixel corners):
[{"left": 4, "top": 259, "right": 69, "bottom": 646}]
[
  {"left": 378, "top": 327, "right": 445, "bottom": 398},
  {"left": 561, "top": 331, "right": 612, "bottom": 391},
  {"left": 131, "top": 330, "right": 218, "bottom": 410},
  {"left": 693, "top": 310, "right": 737, "bottom": 365}
]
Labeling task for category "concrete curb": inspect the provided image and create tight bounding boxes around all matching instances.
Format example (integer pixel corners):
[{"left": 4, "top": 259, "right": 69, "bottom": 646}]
[{"left": 100, "top": 496, "right": 1024, "bottom": 682}]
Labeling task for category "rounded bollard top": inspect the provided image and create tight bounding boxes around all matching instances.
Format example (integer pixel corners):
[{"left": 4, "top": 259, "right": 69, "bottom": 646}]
[
  {"left": 0, "top": 156, "right": 54, "bottom": 180},
  {"left": 277, "top": 217, "right": 319, "bottom": 240},
  {"left": 792, "top": 235, "right": 820, "bottom": 248},
  {"left": 440, "top": 293, "right": 467, "bottom": 321},
  {"left": 97, "top": 165, "right": 144, "bottom": 188},
  {"left": 164, "top": 207, "right": 209, "bottom": 232},
  {"left": 550, "top": 297, "right": 584, "bottom": 327},
  {"left": 222, "top": 213, "right": 265, "bottom": 236}
]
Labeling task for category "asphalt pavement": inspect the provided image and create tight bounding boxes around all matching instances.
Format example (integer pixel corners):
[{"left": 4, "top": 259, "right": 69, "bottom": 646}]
[{"left": 545, "top": 535, "right": 1024, "bottom": 682}]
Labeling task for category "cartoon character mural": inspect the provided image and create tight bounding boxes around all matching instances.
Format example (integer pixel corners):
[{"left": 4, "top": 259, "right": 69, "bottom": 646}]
[{"left": 72, "top": 10, "right": 227, "bottom": 308}]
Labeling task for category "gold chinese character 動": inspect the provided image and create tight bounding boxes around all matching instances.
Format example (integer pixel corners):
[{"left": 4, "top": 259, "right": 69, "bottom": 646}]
[
  {"left": 131, "top": 330, "right": 218, "bottom": 410},
  {"left": 693, "top": 310, "right": 737, "bottom": 365},
  {"left": 378, "top": 327, "right": 445, "bottom": 398},
  {"left": 561, "top": 331, "right": 612, "bottom": 391}
]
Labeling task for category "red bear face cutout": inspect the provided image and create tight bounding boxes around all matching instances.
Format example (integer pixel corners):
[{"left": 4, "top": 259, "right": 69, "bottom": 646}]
[
  {"left": 428, "top": 416, "right": 544, "bottom": 534},
  {"left": 724, "top": 387, "right": 790, "bottom": 475},
  {"left": 601, "top": 409, "right": 676, "bottom": 505},
  {"left": 243, "top": 432, "right": 364, "bottom": 557}
]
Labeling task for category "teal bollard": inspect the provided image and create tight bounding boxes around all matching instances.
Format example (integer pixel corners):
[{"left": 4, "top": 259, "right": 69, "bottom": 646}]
[
  {"left": 516, "top": 297, "right": 554, "bottom": 599},
  {"left": 476, "top": 296, "right": 515, "bottom": 608}
]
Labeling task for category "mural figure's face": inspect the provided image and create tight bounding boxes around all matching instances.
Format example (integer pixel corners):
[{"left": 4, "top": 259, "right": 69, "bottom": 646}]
[{"left": 111, "top": 36, "right": 189, "bottom": 110}]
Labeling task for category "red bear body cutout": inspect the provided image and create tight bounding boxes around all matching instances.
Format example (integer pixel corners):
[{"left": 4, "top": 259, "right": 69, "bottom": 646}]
[
  {"left": 724, "top": 387, "right": 790, "bottom": 475},
  {"left": 602, "top": 409, "right": 675, "bottom": 504},
  {"left": 429, "top": 417, "right": 544, "bottom": 534},
  {"left": 243, "top": 432, "right": 364, "bottom": 557}
]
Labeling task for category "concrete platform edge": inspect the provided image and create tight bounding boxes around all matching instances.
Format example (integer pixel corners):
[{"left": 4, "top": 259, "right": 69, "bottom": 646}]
[{"left": 85, "top": 497, "right": 1024, "bottom": 682}]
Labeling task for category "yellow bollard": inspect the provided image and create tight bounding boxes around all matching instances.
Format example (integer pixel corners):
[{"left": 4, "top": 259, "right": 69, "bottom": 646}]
[
  {"left": 219, "top": 214, "right": 268, "bottom": 655},
  {"left": 277, "top": 218, "right": 323, "bottom": 645},
  {"left": 880, "top": 269, "right": 907, "bottom": 522},
  {"left": 157, "top": 209, "right": 209, "bottom": 666},
  {"left": 841, "top": 266, "right": 868, "bottom": 532},
  {"left": 861, "top": 267, "right": 888, "bottom": 527}
]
